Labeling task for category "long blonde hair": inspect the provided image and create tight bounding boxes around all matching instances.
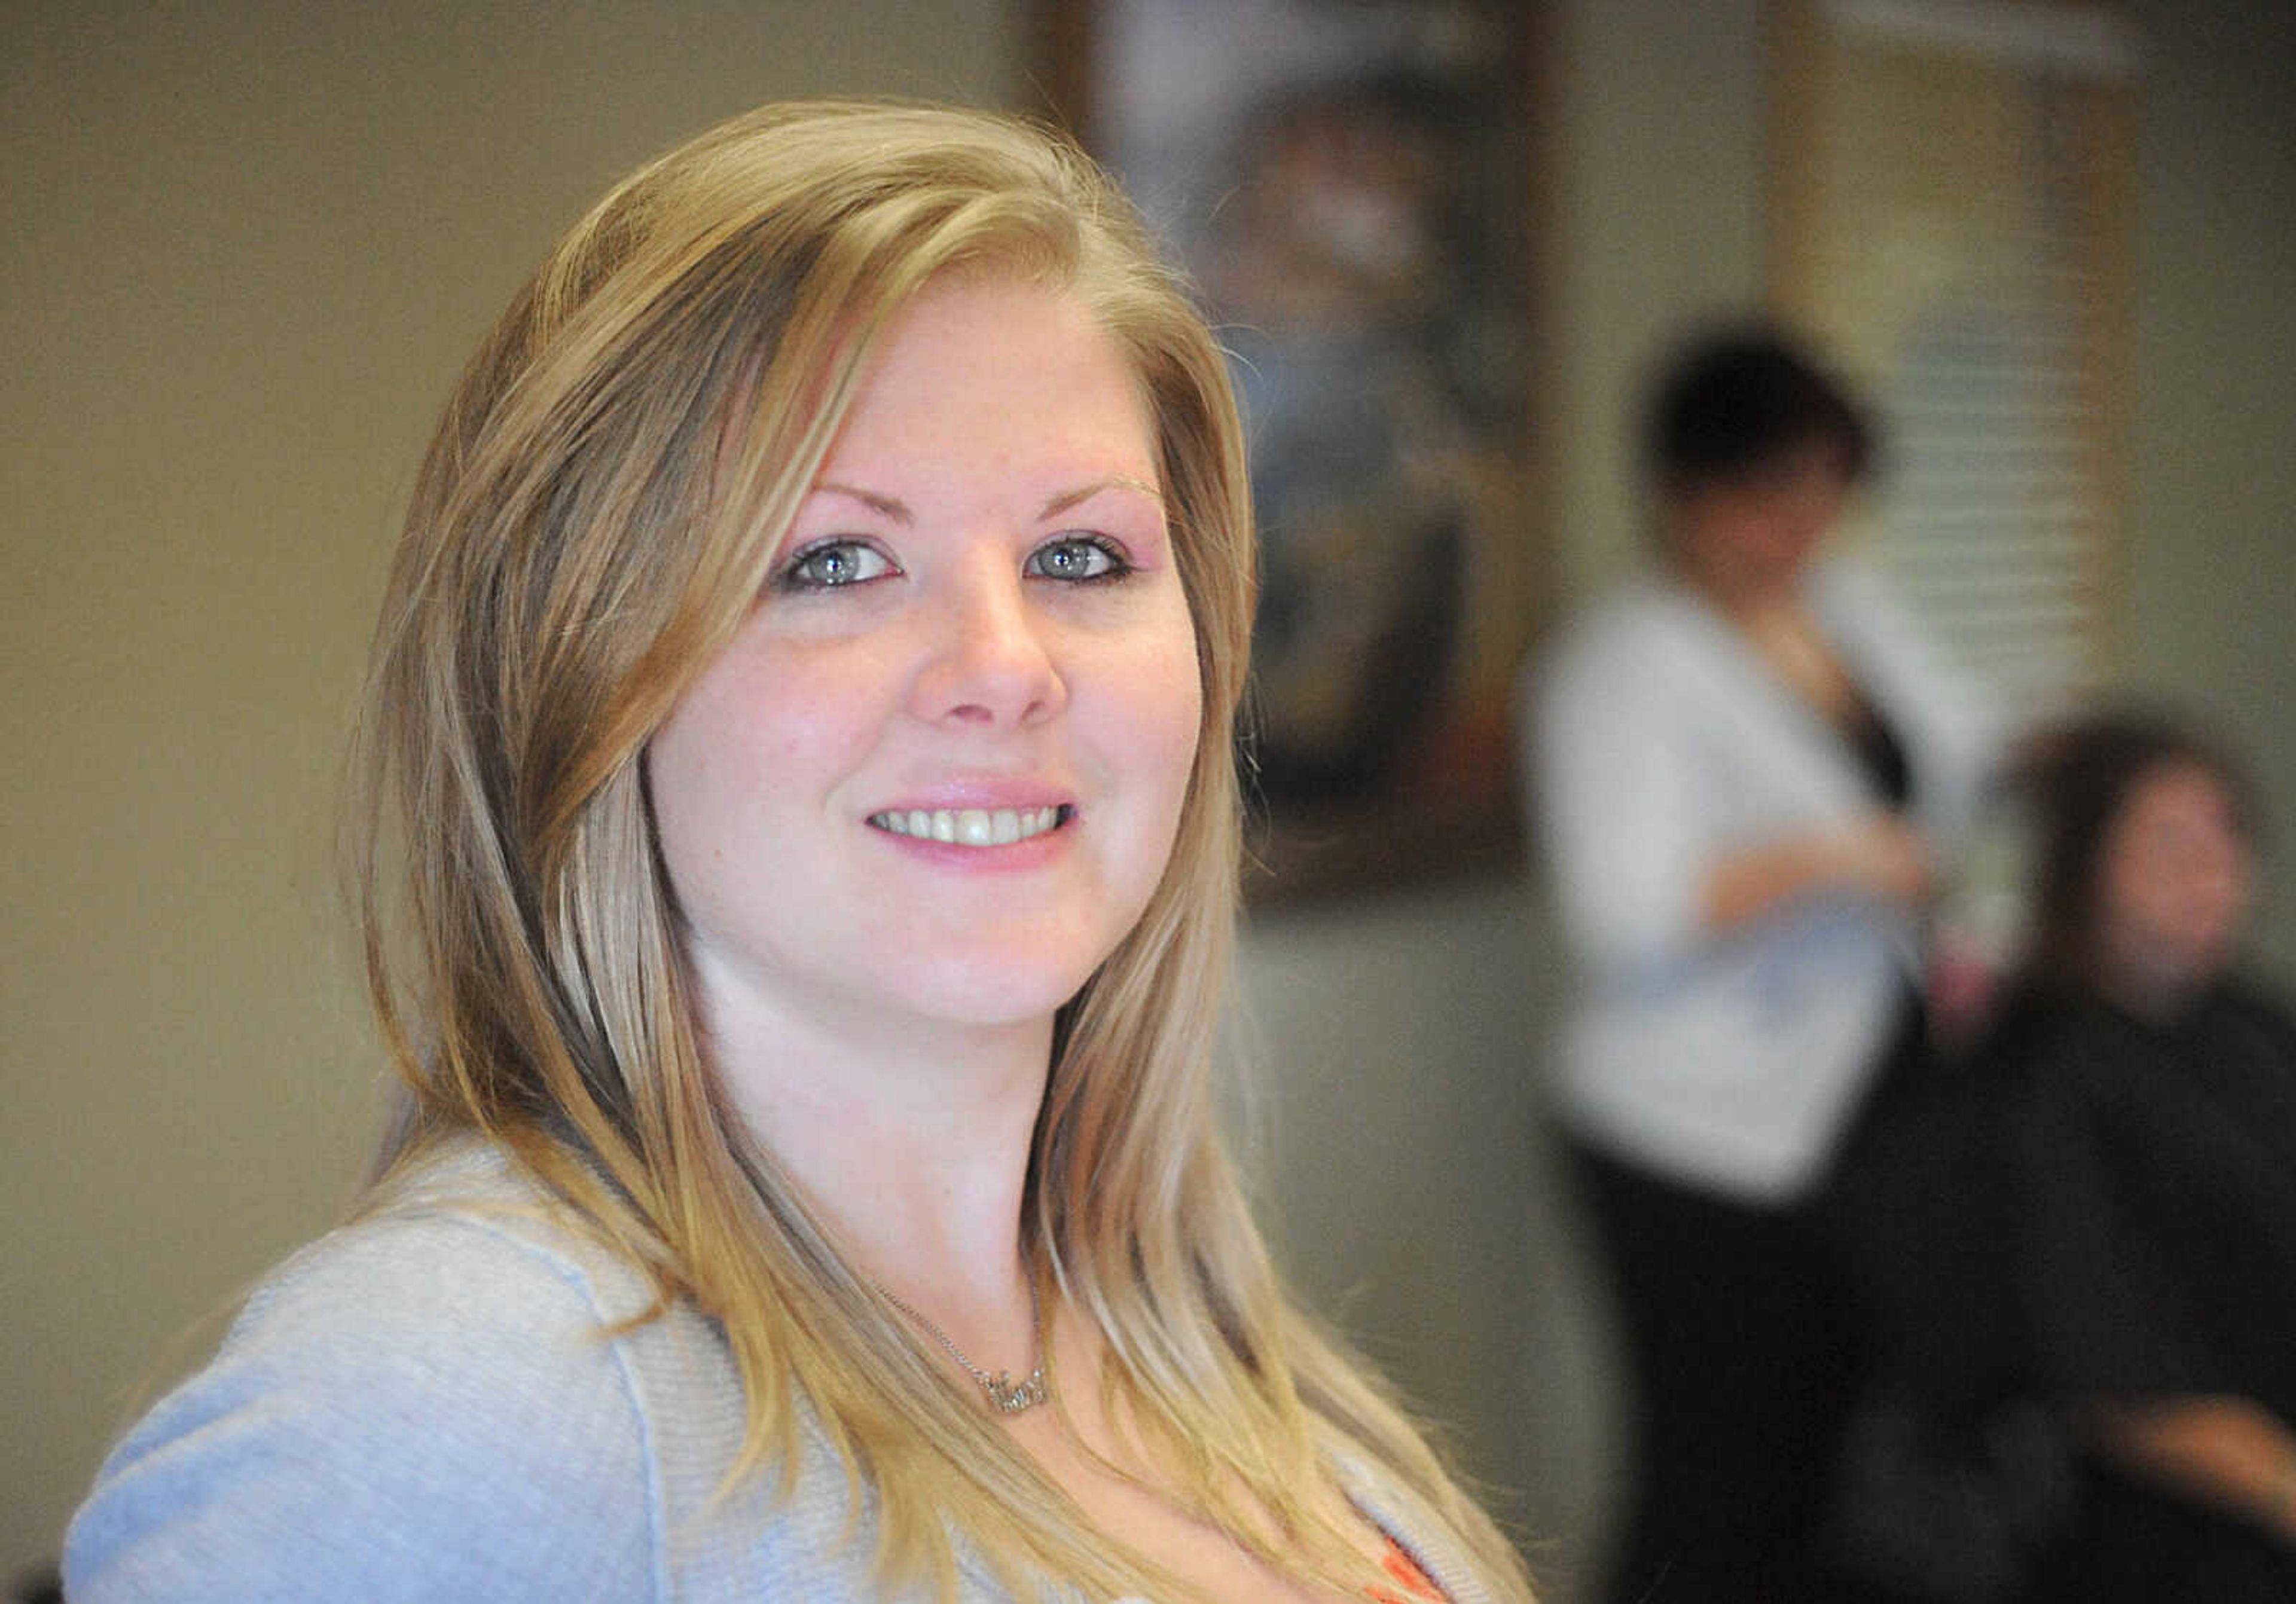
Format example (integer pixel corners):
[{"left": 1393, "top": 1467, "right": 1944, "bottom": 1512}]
[{"left": 347, "top": 98, "right": 1532, "bottom": 1602}]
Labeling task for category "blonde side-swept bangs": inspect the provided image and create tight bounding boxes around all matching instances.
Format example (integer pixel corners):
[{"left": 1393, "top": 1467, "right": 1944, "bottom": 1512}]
[{"left": 345, "top": 98, "right": 1532, "bottom": 1603}]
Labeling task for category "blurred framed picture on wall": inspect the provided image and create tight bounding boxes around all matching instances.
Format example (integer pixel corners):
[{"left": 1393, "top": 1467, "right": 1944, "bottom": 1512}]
[{"left": 1042, "top": 0, "right": 1542, "bottom": 903}]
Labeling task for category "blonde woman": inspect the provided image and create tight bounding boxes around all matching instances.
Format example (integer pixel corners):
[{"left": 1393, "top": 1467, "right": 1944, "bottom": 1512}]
[{"left": 63, "top": 100, "right": 1535, "bottom": 1604}]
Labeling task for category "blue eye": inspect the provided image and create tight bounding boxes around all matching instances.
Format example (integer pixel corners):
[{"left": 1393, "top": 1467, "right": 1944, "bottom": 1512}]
[
  {"left": 775, "top": 539, "right": 894, "bottom": 592},
  {"left": 1025, "top": 535, "right": 1129, "bottom": 583}
]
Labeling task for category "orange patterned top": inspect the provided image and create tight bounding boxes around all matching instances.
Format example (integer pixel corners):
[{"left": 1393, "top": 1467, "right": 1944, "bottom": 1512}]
[{"left": 1375, "top": 1536, "right": 1445, "bottom": 1602}]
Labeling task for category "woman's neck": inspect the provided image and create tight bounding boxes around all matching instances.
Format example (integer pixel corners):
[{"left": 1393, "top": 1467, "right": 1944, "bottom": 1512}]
[
  {"left": 700, "top": 974, "right": 1055, "bottom": 1322},
  {"left": 2096, "top": 948, "right": 2214, "bottom": 1026},
  {"left": 1674, "top": 549, "right": 1864, "bottom": 728}
]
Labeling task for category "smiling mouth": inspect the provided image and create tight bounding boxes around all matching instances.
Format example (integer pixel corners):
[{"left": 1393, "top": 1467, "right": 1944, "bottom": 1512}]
[{"left": 866, "top": 805, "right": 1073, "bottom": 847}]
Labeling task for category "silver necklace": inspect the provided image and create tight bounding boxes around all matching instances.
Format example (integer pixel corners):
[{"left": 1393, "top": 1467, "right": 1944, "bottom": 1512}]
[{"left": 877, "top": 1277, "right": 1052, "bottom": 1415}]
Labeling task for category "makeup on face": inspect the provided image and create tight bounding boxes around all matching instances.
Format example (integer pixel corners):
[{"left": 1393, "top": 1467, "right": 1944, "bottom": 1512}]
[{"left": 646, "top": 276, "right": 1203, "bottom": 1043}]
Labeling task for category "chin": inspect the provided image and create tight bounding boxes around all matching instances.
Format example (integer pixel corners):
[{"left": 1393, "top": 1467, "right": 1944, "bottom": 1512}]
[
  {"left": 880, "top": 901, "right": 1150, "bottom": 1025},
  {"left": 886, "top": 948, "right": 1115, "bottom": 1032}
]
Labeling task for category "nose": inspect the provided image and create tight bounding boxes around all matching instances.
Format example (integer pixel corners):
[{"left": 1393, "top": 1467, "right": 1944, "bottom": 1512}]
[{"left": 909, "top": 555, "right": 1066, "bottom": 728}]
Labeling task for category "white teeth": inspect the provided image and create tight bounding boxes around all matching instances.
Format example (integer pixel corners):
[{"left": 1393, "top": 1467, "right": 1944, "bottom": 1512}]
[{"left": 869, "top": 805, "right": 1066, "bottom": 846}]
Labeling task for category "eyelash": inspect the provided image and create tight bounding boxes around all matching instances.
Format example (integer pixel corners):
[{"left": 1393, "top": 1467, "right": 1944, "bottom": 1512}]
[{"left": 768, "top": 533, "right": 1135, "bottom": 593}]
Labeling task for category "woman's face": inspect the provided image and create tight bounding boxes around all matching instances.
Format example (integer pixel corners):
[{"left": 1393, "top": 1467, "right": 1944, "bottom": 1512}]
[
  {"left": 1674, "top": 439, "right": 1849, "bottom": 591},
  {"left": 647, "top": 276, "right": 1203, "bottom": 1044},
  {"left": 2096, "top": 760, "right": 2253, "bottom": 1005}
]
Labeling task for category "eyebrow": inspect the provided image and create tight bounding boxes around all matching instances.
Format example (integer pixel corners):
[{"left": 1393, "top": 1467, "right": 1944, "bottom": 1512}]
[
  {"left": 1037, "top": 476, "right": 1165, "bottom": 520},
  {"left": 809, "top": 476, "right": 1165, "bottom": 525},
  {"left": 812, "top": 481, "right": 912, "bottom": 524}
]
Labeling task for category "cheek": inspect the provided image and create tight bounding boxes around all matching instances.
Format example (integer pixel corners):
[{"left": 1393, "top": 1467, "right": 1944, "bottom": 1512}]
[
  {"left": 649, "top": 648, "right": 867, "bottom": 880},
  {"left": 692, "top": 640, "right": 889, "bottom": 779},
  {"left": 2184, "top": 844, "right": 2254, "bottom": 933},
  {"left": 1124, "top": 628, "right": 1207, "bottom": 801},
  {"left": 2102, "top": 848, "right": 2172, "bottom": 934},
  {"left": 1071, "top": 619, "right": 1202, "bottom": 895}
]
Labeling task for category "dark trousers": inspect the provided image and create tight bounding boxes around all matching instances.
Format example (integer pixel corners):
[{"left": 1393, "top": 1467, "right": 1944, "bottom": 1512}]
[{"left": 1574, "top": 1142, "right": 1869, "bottom": 1604}]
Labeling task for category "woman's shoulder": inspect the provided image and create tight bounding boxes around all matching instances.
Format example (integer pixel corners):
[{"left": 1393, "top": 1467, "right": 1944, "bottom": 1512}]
[
  {"left": 1809, "top": 555, "right": 1993, "bottom": 719},
  {"left": 2203, "top": 974, "right": 2296, "bottom": 1043},
  {"left": 1978, "top": 986, "right": 2252, "bottom": 1147},
  {"left": 65, "top": 1142, "right": 684, "bottom": 1602},
  {"left": 1532, "top": 575, "right": 1711, "bottom": 705},
  {"left": 1806, "top": 549, "right": 1893, "bottom": 606},
  {"left": 1558, "top": 574, "right": 1700, "bottom": 650},
  {"left": 227, "top": 1139, "right": 681, "bottom": 1392}
]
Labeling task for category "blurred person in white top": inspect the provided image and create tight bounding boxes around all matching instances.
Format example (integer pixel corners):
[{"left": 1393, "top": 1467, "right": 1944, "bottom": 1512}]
[{"left": 1522, "top": 325, "right": 1998, "bottom": 1604}]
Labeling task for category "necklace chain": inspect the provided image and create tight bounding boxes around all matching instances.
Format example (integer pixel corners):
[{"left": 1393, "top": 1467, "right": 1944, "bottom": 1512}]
[{"left": 877, "top": 1276, "right": 1051, "bottom": 1415}]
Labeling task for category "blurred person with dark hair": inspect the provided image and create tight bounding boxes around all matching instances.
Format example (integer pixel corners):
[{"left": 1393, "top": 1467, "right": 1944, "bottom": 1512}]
[
  {"left": 1973, "top": 711, "right": 2296, "bottom": 1601},
  {"left": 1523, "top": 326, "right": 1998, "bottom": 1602}
]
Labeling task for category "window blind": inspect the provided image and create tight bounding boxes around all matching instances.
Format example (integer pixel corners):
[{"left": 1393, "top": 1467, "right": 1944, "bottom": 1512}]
[{"left": 1776, "top": 1, "right": 2137, "bottom": 728}]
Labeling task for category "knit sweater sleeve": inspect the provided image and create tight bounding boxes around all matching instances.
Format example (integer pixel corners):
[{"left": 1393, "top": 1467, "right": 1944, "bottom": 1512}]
[{"left": 64, "top": 1210, "right": 663, "bottom": 1604}]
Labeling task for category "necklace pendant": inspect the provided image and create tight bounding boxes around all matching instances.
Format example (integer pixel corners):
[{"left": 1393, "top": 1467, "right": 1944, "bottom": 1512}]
[
  {"left": 983, "top": 1367, "right": 1049, "bottom": 1414},
  {"left": 875, "top": 1278, "right": 1052, "bottom": 1416}
]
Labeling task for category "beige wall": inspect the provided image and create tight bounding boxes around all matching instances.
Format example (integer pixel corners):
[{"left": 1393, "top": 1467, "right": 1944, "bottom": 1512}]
[
  {"left": 8, "top": 0, "right": 2294, "bottom": 1594},
  {"left": 2117, "top": 0, "right": 2296, "bottom": 974}
]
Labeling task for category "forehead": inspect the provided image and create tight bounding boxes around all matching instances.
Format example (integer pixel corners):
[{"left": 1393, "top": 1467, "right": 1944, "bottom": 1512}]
[
  {"left": 1734, "top": 436, "right": 1852, "bottom": 492},
  {"left": 2117, "top": 762, "right": 2245, "bottom": 838},
  {"left": 868, "top": 270, "right": 1135, "bottom": 374},
  {"left": 820, "top": 276, "right": 1158, "bottom": 467}
]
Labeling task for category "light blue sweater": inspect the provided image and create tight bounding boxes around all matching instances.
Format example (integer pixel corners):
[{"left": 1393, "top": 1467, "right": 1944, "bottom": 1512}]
[{"left": 66, "top": 1147, "right": 1492, "bottom": 1602}]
